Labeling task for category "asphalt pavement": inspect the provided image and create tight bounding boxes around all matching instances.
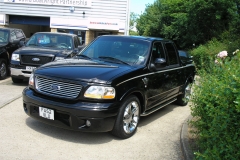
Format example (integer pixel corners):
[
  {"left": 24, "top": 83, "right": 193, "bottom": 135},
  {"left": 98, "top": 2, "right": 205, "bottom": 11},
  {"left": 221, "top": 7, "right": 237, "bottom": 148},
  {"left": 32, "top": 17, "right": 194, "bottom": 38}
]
[{"left": 0, "top": 77, "right": 194, "bottom": 160}]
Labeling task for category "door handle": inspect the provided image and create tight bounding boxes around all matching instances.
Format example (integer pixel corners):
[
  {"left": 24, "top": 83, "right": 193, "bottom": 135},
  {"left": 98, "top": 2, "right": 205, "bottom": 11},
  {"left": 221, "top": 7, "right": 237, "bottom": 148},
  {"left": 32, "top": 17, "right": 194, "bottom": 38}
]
[{"left": 164, "top": 73, "right": 169, "bottom": 78}]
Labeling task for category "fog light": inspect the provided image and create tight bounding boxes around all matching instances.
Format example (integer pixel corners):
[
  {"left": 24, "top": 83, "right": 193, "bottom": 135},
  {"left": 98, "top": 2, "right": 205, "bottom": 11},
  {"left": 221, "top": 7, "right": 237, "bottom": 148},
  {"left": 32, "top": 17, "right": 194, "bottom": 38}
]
[
  {"left": 86, "top": 120, "right": 91, "bottom": 127},
  {"left": 23, "top": 103, "right": 27, "bottom": 113}
]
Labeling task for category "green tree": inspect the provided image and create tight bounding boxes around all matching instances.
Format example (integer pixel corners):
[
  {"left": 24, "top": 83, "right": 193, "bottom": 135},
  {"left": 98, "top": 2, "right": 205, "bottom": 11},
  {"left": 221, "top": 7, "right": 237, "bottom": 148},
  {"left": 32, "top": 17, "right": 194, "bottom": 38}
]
[
  {"left": 136, "top": 2, "right": 162, "bottom": 37},
  {"left": 185, "top": 0, "right": 236, "bottom": 46},
  {"left": 136, "top": 0, "right": 239, "bottom": 48},
  {"left": 129, "top": 12, "right": 139, "bottom": 35}
]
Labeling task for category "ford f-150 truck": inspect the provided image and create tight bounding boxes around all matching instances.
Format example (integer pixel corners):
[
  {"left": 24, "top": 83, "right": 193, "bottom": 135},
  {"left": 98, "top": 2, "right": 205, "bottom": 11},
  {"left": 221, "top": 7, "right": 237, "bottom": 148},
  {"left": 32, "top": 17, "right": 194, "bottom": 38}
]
[
  {"left": 22, "top": 35, "right": 196, "bottom": 139},
  {"left": 0, "top": 28, "right": 26, "bottom": 79},
  {"left": 11, "top": 32, "right": 82, "bottom": 83}
]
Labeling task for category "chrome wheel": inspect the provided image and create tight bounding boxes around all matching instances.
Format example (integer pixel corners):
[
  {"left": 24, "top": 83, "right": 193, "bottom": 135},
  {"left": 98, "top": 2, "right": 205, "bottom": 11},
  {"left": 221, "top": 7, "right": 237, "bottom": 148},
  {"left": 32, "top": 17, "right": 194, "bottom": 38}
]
[
  {"left": 123, "top": 101, "right": 139, "bottom": 134},
  {"left": 0, "top": 61, "right": 7, "bottom": 78},
  {"left": 111, "top": 96, "right": 140, "bottom": 139},
  {"left": 184, "top": 84, "right": 191, "bottom": 103}
]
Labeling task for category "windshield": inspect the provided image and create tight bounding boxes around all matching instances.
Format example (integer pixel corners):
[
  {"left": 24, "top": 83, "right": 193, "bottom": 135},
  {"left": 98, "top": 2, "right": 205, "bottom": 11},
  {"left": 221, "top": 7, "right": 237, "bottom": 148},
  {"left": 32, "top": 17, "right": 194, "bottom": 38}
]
[
  {"left": 26, "top": 33, "right": 73, "bottom": 50},
  {"left": 0, "top": 30, "right": 9, "bottom": 43},
  {"left": 78, "top": 36, "right": 151, "bottom": 66}
]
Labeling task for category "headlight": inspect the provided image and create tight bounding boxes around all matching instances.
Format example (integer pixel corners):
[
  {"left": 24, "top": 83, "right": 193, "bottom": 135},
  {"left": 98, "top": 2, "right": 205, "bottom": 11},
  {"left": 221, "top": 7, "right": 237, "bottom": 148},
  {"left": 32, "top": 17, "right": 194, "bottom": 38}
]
[
  {"left": 29, "top": 73, "right": 34, "bottom": 87},
  {"left": 55, "top": 57, "right": 64, "bottom": 61},
  {"left": 12, "top": 54, "right": 20, "bottom": 61},
  {"left": 84, "top": 86, "right": 115, "bottom": 99}
]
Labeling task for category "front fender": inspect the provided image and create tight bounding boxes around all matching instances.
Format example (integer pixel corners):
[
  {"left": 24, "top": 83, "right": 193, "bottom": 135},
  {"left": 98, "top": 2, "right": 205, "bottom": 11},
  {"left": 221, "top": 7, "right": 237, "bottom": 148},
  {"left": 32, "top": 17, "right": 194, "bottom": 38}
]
[{"left": 116, "top": 81, "right": 146, "bottom": 113}]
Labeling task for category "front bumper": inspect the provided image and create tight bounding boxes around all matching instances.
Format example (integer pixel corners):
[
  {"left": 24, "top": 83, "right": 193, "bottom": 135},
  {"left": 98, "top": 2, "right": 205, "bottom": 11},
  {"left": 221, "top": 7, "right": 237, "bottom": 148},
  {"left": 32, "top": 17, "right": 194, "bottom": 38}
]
[
  {"left": 22, "top": 88, "right": 120, "bottom": 132},
  {"left": 11, "top": 67, "right": 32, "bottom": 79}
]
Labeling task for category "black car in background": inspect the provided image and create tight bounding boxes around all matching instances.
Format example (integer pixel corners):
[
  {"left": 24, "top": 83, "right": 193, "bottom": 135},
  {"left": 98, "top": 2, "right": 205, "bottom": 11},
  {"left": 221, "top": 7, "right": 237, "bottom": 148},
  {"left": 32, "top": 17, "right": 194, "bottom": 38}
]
[
  {"left": 178, "top": 50, "right": 193, "bottom": 64},
  {"left": 0, "top": 28, "right": 26, "bottom": 79},
  {"left": 10, "top": 32, "right": 82, "bottom": 83}
]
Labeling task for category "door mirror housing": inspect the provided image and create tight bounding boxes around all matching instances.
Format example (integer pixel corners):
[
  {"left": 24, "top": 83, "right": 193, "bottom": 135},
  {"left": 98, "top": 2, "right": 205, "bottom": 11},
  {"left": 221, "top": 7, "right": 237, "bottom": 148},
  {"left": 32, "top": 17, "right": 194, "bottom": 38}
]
[
  {"left": 19, "top": 40, "right": 26, "bottom": 47},
  {"left": 154, "top": 58, "right": 167, "bottom": 65},
  {"left": 150, "top": 58, "right": 167, "bottom": 71},
  {"left": 12, "top": 39, "right": 20, "bottom": 44}
]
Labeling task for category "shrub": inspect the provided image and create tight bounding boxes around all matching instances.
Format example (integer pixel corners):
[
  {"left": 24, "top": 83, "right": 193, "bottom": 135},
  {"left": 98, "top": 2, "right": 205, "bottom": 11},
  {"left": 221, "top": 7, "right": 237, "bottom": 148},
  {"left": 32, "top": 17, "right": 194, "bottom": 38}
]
[
  {"left": 190, "top": 50, "right": 240, "bottom": 159},
  {"left": 190, "top": 39, "right": 227, "bottom": 72}
]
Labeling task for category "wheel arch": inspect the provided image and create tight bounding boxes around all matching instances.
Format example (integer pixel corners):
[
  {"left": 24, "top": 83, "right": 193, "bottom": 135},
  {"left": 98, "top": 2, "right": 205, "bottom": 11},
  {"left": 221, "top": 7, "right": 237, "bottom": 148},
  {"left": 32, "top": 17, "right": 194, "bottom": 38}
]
[{"left": 119, "top": 89, "right": 145, "bottom": 114}]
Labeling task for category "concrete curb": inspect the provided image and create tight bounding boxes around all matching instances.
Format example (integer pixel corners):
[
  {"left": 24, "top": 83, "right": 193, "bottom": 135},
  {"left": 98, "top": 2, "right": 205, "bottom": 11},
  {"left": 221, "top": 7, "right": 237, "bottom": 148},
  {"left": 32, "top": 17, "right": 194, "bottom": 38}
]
[{"left": 180, "top": 115, "right": 194, "bottom": 160}]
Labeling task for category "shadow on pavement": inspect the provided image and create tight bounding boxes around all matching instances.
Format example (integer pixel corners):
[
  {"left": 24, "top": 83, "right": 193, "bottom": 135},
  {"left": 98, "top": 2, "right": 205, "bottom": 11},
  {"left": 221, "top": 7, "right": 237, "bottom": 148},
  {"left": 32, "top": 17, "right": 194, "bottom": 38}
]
[
  {"left": 139, "top": 103, "right": 181, "bottom": 127},
  {"left": 25, "top": 117, "right": 117, "bottom": 144}
]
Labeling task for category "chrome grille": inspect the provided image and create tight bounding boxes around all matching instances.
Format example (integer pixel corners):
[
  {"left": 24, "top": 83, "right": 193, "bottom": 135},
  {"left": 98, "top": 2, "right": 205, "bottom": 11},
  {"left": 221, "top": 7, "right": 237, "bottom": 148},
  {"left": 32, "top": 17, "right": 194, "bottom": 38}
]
[{"left": 36, "top": 76, "right": 82, "bottom": 99}]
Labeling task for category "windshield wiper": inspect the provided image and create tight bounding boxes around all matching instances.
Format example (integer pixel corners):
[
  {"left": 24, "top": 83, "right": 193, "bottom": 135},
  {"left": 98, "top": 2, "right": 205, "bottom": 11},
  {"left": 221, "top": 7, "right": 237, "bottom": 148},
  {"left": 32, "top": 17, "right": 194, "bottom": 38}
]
[
  {"left": 28, "top": 44, "right": 39, "bottom": 46},
  {"left": 98, "top": 56, "right": 130, "bottom": 65},
  {"left": 76, "top": 54, "right": 92, "bottom": 60}
]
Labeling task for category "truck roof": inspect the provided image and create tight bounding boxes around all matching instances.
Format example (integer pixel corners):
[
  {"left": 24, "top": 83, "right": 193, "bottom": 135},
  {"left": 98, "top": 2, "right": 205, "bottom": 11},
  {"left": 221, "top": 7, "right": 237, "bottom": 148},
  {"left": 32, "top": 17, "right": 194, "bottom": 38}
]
[{"left": 100, "top": 35, "right": 172, "bottom": 43}]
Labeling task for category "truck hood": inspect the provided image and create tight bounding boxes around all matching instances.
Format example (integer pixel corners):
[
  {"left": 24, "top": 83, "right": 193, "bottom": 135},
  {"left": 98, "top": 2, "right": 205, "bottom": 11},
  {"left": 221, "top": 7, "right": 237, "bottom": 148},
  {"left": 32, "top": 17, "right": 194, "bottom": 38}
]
[
  {"left": 34, "top": 58, "right": 136, "bottom": 84},
  {"left": 15, "top": 46, "right": 73, "bottom": 57}
]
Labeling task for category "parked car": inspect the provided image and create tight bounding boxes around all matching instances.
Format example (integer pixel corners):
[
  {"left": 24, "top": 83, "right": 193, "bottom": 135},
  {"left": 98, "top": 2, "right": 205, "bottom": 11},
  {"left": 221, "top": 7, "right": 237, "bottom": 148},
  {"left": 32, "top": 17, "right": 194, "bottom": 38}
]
[
  {"left": 178, "top": 50, "right": 193, "bottom": 64},
  {"left": 10, "top": 32, "right": 83, "bottom": 83},
  {"left": 22, "top": 35, "right": 196, "bottom": 139},
  {"left": 0, "top": 28, "right": 26, "bottom": 79}
]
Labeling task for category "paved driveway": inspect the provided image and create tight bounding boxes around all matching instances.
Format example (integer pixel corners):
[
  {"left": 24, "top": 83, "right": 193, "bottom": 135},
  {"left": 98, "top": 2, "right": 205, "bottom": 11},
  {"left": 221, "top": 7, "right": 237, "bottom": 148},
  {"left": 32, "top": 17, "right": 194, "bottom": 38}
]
[{"left": 0, "top": 78, "right": 190, "bottom": 160}]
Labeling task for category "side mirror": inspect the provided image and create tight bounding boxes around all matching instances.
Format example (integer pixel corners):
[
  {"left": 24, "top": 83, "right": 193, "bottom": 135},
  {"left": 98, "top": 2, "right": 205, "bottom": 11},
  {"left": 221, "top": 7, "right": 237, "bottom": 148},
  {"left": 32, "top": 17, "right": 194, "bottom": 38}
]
[
  {"left": 154, "top": 58, "right": 167, "bottom": 65},
  {"left": 78, "top": 45, "right": 86, "bottom": 51},
  {"left": 19, "top": 40, "right": 26, "bottom": 47},
  {"left": 12, "top": 39, "right": 20, "bottom": 44},
  {"left": 150, "top": 58, "right": 167, "bottom": 71},
  {"left": 73, "top": 48, "right": 79, "bottom": 53}
]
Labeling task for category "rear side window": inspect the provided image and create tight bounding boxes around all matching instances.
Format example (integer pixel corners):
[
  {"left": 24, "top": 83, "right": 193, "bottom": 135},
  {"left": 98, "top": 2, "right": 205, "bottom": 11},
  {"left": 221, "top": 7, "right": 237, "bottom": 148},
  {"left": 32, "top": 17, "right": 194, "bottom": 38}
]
[
  {"left": 10, "top": 31, "right": 17, "bottom": 42},
  {"left": 15, "top": 30, "right": 24, "bottom": 39},
  {"left": 164, "top": 43, "right": 178, "bottom": 65}
]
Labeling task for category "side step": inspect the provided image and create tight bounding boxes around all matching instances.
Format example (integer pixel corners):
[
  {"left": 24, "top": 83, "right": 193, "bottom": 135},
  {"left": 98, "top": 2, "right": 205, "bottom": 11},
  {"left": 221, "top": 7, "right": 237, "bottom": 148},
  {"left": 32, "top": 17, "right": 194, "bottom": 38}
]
[{"left": 140, "top": 98, "right": 177, "bottom": 116}]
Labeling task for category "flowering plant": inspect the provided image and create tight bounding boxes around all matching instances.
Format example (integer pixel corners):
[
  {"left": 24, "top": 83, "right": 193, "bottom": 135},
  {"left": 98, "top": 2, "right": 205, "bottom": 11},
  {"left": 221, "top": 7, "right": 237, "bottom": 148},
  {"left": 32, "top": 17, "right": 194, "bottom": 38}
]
[
  {"left": 214, "top": 49, "right": 239, "bottom": 64},
  {"left": 217, "top": 50, "right": 228, "bottom": 58}
]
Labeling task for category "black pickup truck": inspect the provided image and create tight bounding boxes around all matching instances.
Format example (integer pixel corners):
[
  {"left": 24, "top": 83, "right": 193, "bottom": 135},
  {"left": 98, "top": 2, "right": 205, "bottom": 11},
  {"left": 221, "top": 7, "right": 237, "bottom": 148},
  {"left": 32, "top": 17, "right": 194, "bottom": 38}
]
[
  {"left": 10, "top": 32, "right": 82, "bottom": 83},
  {"left": 0, "top": 28, "right": 26, "bottom": 79},
  {"left": 22, "top": 35, "right": 196, "bottom": 139}
]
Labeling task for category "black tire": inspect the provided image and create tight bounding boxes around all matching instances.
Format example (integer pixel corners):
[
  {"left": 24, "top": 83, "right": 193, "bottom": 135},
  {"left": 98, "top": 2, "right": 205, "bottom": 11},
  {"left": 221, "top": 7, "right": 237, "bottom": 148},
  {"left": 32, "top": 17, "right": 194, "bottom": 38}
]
[
  {"left": 176, "top": 82, "right": 192, "bottom": 106},
  {"left": 11, "top": 77, "right": 23, "bottom": 83},
  {"left": 0, "top": 59, "right": 7, "bottom": 80},
  {"left": 111, "top": 95, "right": 140, "bottom": 139}
]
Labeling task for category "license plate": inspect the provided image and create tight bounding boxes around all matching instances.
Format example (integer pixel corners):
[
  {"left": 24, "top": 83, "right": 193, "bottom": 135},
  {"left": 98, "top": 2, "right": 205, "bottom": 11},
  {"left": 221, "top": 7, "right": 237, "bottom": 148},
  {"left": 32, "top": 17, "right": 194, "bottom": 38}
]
[
  {"left": 26, "top": 66, "right": 36, "bottom": 71},
  {"left": 39, "top": 107, "right": 54, "bottom": 120}
]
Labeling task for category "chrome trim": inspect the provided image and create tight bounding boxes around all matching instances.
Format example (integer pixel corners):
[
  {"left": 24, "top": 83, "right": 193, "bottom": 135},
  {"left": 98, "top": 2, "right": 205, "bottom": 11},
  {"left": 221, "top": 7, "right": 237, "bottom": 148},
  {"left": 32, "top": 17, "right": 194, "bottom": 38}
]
[
  {"left": 147, "top": 86, "right": 182, "bottom": 100},
  {"left": 36, "top": 76, "right": 82, "bottom": 99},
  {"left": 116, "top": 65, "right": 192, "bottom": 86},
  {"left": 141, "top": 98, "right": 177, "bottom": 116},
  {"left": 10, "top": 68, "right": 32, "bottom": 78}
]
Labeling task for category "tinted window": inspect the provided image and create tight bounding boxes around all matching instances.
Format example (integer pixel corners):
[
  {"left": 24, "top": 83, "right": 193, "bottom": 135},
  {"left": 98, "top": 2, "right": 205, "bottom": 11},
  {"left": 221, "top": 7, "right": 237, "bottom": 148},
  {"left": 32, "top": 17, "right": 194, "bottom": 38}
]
[
  {"left": 26, "top": 33, "right": 73, "bottom": 50},
  {"left": 151, "top": 42, "right": 165, "bottom": 60},
  {"left": 0, "top": 30, "right": 9, "bottom": 43},
  {"left": 164, "top": 43, "right": 178, "bottom": 65},
  {"left": 15, "top": 30, "right": 24, "bottom": 39},
  {"left": 10, "top": 31, "right": 17, "bottom": 42}
]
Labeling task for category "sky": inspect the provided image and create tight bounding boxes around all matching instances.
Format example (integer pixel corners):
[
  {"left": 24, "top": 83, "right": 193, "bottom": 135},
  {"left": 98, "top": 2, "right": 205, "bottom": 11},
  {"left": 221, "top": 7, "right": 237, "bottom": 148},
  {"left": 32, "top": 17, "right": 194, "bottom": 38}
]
[{"left": 130, "top": 0, "right": 156, "bottom": 15}]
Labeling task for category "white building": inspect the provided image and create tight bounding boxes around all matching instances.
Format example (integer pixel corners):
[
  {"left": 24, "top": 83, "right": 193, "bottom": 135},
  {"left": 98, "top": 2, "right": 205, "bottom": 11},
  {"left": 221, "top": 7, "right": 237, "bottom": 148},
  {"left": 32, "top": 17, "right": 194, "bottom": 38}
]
[{"left": 0, "top": 0, "right": 130, "bottom": 44}]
